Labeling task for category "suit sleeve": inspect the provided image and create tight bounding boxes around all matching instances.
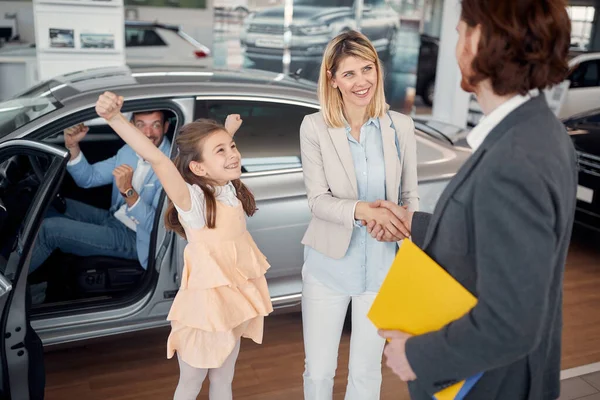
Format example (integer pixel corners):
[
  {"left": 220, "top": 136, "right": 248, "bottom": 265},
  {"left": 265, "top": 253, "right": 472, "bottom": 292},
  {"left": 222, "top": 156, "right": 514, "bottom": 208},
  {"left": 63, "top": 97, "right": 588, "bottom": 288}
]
[
  {"left": 404, "top": 156, "right": 557, "bottom": 396},
  {"left": 411, "top": 212, "right": 432, "bottom": 248},
  {"left": 300, "top": 116, "right": 358, "bottom": 230},
  {"left": 66, "top": 152, "right": 116, "bottom": 188}
]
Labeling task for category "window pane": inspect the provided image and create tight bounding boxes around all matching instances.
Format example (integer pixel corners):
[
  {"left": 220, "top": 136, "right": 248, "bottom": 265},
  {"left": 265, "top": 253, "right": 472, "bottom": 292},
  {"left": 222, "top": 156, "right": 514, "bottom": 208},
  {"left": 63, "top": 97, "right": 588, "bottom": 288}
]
[
  {"left": 572, "top": 21, "right": 584, "bottom": 37},
  {"left": 125, "top": 28, "right": 166, "bottom": 47},
  {"left": 195, "top": 100, "right": 316, "bottom": 172},
  {"left": 583, "top": 23, "right": 593, "bottom": 39},
  {"left": 583, "top": 62, "right": 599, "bottom": 87},
  {"left": 586, "top": 6, "right": 596, "bottom": 22},
  {"left": 569, "top": 62, "right": 588, "bottom": 87},
  {"left": 571, "top": 6, "right": 587, "bottom": 21}
]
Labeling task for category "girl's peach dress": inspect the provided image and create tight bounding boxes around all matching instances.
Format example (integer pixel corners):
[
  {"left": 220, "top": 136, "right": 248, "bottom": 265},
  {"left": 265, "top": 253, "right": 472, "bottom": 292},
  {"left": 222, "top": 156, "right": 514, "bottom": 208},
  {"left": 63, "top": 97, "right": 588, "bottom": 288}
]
[{"left": 166, "top": 201, "right": 273, "bottom": 368}]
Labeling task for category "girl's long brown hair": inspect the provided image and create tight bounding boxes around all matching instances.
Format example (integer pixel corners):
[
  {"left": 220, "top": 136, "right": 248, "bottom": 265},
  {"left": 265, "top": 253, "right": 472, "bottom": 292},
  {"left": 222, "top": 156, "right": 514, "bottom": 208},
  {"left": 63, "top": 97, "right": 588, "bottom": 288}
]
[{"left": 164, "top": 119, "right": 256, "bottom": 239}]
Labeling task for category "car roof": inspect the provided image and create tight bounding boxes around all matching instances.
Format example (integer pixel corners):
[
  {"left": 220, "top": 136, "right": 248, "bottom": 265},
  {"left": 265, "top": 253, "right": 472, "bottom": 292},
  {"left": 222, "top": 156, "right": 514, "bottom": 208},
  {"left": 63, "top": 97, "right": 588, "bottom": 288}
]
[
  {"left": 46, "top": 66, "right": 320, "bottom": 106},
  {"left": 124, "top": 20, "right": 181, "bottom": 32},
  {"left": 568, "top": 52, "right": 600, "bottom": 66}
]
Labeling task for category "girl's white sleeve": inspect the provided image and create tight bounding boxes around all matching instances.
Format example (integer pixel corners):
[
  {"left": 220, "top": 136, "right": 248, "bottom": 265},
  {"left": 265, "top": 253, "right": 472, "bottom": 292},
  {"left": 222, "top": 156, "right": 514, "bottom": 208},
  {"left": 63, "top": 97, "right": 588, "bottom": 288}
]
[{"left": 173, "top": 183, "right": 207, "bottom": 230}]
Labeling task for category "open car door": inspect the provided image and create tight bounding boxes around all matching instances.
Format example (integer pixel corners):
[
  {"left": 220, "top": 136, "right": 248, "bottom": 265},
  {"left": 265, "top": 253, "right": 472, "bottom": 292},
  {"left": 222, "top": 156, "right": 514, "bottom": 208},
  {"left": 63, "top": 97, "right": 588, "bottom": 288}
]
[{"left": 0, "top": 139, "right": 69, "bottom": 400}]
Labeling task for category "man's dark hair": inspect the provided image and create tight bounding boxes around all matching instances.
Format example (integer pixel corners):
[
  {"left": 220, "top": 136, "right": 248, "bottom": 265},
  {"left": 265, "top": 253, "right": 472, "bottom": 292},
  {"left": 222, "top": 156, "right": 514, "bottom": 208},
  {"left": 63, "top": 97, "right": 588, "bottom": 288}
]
[
  {"left": 131, "top": 110, "right": 166, "bottom": 124},
  {"left": 461, "top": 0, "right": 571, "bottom": 96}
]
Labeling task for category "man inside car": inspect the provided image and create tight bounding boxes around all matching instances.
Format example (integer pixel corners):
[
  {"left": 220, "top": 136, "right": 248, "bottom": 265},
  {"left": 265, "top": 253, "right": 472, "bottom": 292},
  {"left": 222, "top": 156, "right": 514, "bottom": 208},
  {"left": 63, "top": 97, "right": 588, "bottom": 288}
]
[{"left": 29, "top": 110, "right": 172, "bottom": 288}]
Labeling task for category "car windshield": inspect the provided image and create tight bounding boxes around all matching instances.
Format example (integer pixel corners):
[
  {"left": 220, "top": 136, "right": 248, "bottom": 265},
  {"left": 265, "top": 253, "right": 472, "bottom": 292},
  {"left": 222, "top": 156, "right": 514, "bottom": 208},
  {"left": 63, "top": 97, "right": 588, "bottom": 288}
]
[
  {"left": 0, "top": 81, "right": 62, "bottom": 139},
  {"left": 294, "top": 0, "right": 353, "bottom": 7}
]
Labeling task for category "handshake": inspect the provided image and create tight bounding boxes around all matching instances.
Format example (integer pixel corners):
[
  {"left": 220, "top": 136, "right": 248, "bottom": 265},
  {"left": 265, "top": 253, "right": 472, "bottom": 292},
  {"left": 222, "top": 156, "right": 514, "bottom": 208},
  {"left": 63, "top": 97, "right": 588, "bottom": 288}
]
[{"left": 356, "top": 200, "right": 414, "bottom": 242}]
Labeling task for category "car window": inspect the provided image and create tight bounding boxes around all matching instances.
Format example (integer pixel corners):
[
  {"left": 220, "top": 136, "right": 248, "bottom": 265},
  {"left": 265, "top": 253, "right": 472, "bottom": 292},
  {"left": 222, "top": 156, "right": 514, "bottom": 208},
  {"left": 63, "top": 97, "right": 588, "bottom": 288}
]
[
  {"left": 125, "top": 27, "right": 167, "bottom": 47},
  {"left": 0, "top": 151, "right": 55, "bottom": 278},
  {"left": 0, "top": 81, "right": 62, "bottom": 139},
  {"left": 294, "top": 0, "right": 353, "bottom": 7},
  {"left": 569, "top": 60, "right": 600, "bottom": 88},
  {"left": 365, "top": 0, "right": 385, "bottom": 7},
  {"left": 195, "top": 100, "right": 316, "bottom": 173}
]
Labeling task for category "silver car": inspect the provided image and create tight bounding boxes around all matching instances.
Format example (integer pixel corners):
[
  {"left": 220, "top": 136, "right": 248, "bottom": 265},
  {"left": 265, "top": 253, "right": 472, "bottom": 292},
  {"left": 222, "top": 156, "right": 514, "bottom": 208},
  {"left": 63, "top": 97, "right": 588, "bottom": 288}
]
[
  {"left": 0, "top": 66, "right": 470, "bottom": 398},
  {"left": 240, "top": 0, "right": 400, "bottom": 70}
]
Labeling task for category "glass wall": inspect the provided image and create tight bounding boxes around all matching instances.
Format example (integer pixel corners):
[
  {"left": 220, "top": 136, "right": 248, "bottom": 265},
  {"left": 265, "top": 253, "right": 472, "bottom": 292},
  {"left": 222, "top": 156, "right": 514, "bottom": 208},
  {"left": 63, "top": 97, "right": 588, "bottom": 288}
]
[{"left": 213, "top": 0, "right": 433, "bottom": 113}]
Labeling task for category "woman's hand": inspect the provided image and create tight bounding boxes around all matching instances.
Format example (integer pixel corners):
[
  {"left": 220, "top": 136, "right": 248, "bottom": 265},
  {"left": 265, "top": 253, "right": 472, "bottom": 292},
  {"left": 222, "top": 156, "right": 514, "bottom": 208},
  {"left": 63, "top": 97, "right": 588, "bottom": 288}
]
[
  {"left": 364, "top": 200, "right": 413, "bottom": 241},
  {"left": 355, "top": 201, "right": 410, "bottom": 240}
]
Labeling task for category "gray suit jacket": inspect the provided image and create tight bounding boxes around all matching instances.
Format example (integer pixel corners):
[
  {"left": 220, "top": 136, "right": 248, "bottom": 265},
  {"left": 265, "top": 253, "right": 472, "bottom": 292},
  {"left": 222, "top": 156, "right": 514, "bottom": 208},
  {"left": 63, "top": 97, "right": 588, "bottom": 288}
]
[{"left": 406, "top": 95, "right": 578, "bottom": 400}]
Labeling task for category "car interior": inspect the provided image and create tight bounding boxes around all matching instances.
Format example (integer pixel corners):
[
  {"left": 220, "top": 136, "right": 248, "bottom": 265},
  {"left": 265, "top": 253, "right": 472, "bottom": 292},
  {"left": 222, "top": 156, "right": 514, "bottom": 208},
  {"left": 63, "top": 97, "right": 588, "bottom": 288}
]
[
  {"left": 0, "top": 109, "right": 177, "bottom": 312},
  {"left": 0, "top": 152, "right": 57, "bottom": 274},
  {"left": 196, "top": 100, "right": 307, "bottom": 172}
]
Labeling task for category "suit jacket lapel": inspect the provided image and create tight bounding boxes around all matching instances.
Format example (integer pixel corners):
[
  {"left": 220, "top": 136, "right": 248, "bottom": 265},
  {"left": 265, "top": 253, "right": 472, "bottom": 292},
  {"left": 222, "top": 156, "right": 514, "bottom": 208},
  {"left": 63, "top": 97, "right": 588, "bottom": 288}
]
[
  {"left": 380, "top": 114, "right": 399, "bottom": 204},
  {"left": 328, "top": 126, "right": 358, "bottom": 196},
  {"left": 421, "top": 95, "right": 548, "bottom": 249},
  {"left": 422, "top": 148, "right": 486, "bottom": 248}
]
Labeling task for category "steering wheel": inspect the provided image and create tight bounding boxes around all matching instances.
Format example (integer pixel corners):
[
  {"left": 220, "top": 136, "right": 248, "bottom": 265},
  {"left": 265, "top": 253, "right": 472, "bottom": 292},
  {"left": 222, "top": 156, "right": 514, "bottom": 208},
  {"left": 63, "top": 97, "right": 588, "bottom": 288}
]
[{"left": 28, "top": 155, "right": 67, "bottom": 214}]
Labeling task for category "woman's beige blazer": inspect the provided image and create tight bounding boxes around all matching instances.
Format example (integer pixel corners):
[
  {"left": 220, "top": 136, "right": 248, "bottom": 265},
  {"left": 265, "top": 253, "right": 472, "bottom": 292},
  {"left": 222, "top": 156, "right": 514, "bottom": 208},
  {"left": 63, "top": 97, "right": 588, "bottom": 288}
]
[{"left": 300, "top": 110, "right": 420, "bottom": 259}]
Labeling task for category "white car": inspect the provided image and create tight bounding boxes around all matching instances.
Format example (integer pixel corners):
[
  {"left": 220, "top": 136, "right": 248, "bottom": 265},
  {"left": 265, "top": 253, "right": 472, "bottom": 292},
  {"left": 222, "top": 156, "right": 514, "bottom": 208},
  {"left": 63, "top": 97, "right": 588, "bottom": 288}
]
[
  {"left": 558, "top": 52, "right": 600, "bottom": 119},
  {"left": 124, "top": 21, "right": 212, "bottom": 67},
  {"left": 0, "top": 21, "right": 212, "bottom": 69},
  {"left": 465, "top": 53, "right": 600, "bottom": 125}
]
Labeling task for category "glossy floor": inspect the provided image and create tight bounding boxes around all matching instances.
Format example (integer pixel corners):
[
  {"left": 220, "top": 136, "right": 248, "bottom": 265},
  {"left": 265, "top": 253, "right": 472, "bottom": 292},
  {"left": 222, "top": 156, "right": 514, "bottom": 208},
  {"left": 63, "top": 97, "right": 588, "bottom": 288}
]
[{"left": 43, "top": 228, "right": 600, "bottom": 399}]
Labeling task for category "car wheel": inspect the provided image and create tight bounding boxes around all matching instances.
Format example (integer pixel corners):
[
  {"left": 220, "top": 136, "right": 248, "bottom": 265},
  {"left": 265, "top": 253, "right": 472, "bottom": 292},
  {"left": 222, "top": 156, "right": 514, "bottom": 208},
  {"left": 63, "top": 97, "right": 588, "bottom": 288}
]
[{"left": 423, "top": 78, "right": 435, "bottom": 107}]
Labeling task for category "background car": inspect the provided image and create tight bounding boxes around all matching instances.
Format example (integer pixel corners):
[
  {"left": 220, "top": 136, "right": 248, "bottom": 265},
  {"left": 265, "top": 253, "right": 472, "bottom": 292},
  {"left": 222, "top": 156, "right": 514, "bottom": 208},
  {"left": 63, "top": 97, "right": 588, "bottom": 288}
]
[
  {"left": 214, "top": 0, "right": 251, "bottom": 15},
  {"left": 0, "top": 65, "right": 471, "bottom": 398},
  {"left": 558, "top": 52, "right": 600, "bottom": 119},
  {"left": 563, "top": 108, "right": 600, "bottom": 232},
  {"left": 0, "top": 21, "right": 212, "bottom": 69},
  {"left": 240, "top": 0, "right": 400, "bottom": 75},
  {"left": 124, "top": 21, "right": 211, "bottom": 65}
]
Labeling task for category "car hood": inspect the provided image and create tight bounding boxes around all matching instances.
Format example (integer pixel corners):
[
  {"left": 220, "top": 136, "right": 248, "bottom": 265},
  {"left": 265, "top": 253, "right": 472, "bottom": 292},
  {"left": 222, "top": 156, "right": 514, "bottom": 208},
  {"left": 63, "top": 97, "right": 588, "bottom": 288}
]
[{"left": 251, "top": 5, "right": 349, "bottom": 20}]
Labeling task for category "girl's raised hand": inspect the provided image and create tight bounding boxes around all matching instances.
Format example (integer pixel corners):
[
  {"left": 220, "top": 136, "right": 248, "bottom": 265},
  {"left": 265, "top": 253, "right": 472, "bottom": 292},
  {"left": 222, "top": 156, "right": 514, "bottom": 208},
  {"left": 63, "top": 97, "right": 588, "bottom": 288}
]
[
  {"left": 96, "top": 91, "right": 124, "bottom": 122},
  {"left": 225, "top": 114, "right": 243, "bottom": 136}
]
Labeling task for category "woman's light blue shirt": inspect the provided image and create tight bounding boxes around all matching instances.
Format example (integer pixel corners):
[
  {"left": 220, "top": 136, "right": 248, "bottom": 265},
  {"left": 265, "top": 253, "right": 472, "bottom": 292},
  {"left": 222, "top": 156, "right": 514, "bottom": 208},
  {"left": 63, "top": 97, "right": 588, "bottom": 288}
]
[{"left": 303, "top": 117, "right": 398, "bottom": 295}]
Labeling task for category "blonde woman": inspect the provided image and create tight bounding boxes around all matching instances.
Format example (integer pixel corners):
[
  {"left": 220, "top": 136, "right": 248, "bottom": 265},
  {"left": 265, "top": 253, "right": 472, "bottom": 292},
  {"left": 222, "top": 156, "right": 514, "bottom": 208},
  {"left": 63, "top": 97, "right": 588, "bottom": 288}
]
[{"left": 299, "top": 30, "right": 419, "bottom": 400}]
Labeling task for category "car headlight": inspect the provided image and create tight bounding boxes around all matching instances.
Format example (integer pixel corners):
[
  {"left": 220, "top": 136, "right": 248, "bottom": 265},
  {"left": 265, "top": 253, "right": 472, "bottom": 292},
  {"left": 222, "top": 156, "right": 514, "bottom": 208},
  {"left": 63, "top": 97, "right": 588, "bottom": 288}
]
[
  {"left": 417, "top": 180, "right": 449, "bottom": 214},
  {"left": 301, "top": 25, "right": 332, "bottom": 35}
]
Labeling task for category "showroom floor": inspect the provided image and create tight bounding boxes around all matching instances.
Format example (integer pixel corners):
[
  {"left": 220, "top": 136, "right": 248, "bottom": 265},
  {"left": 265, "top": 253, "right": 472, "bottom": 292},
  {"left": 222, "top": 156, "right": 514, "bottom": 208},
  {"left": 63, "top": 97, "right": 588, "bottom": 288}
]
[
  {"left": 561, "top": 370, "right": 600, "bottom": 400},
  {"left": 42, "top": 227, "right": 600, "bottom": 400}
]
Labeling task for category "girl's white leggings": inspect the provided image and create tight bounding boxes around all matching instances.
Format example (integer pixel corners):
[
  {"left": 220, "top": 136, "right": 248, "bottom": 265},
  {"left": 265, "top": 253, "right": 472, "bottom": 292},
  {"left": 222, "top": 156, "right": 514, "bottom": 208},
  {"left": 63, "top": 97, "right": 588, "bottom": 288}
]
[{"left": 173, "top": 339, "right": 241, "bottom": 400}]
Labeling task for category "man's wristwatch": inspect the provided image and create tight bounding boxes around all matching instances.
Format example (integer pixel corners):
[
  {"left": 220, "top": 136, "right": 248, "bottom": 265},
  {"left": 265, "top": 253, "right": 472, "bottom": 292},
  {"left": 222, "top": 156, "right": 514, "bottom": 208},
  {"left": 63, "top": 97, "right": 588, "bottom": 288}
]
[{"left": 121, "top": 187, "right": 135, "bottom": 198}]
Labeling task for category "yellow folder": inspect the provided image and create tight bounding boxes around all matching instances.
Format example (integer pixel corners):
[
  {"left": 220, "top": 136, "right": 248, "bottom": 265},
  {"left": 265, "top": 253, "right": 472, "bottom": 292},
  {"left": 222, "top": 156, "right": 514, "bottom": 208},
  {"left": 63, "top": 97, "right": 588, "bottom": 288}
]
[{"left": 368, "top": 240, "right": 479, "bottom": 400}]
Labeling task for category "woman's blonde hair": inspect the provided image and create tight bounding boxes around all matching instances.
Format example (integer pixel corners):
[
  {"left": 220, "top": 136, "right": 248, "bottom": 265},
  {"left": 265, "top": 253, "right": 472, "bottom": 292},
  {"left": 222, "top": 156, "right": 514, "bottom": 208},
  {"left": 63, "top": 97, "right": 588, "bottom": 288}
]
[{"left": 318, "top": 30, "right": 387, "bottom": 128}]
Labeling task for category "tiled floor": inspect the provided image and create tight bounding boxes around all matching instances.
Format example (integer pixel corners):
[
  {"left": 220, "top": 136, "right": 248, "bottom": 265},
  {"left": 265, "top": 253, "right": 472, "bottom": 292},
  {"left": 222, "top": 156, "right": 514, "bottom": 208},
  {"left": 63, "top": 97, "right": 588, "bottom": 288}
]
[{"left": 561, "top": 370, "right": 600, "bottom": 400}]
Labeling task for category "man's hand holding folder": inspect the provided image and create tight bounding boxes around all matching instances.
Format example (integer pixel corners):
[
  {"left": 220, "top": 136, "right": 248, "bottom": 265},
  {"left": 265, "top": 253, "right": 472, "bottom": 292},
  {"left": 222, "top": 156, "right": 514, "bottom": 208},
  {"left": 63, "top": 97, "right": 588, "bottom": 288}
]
[
  {"left": 367, "top": 240, "right": 481, "bottom": 400},
  {"left": 378, "top": 329, "right": 417, "bottom": 382}
]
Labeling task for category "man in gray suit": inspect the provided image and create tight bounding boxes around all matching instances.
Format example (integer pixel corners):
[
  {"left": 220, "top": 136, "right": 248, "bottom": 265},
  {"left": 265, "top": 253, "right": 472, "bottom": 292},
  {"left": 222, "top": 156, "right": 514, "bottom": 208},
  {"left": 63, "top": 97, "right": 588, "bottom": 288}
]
[{"left": 366, "top": 0, "right": 577, "bottom": 398}]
